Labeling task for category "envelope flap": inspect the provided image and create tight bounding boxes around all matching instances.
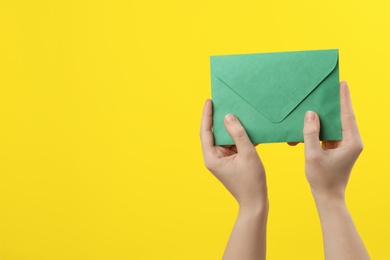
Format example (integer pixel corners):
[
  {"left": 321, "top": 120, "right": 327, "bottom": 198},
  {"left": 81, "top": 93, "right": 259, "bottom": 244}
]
[{"left": 211, "top": 50, "right": 339, "bottom": 123}]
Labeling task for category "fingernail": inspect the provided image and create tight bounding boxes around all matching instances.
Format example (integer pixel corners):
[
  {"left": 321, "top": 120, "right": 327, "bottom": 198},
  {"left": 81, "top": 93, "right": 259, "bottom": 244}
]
[
  {"left": 305, "top": 111, "right": 315, "bottom": 121},
  {"left": 225, "top": 114, "right": 237, "bottom": 123}
]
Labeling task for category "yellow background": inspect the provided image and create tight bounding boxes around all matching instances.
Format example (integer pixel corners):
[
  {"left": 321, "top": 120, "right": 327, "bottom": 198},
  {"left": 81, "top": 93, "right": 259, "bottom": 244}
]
[{"left": 0, "top": 0, "right": 389, "bottom": 259}]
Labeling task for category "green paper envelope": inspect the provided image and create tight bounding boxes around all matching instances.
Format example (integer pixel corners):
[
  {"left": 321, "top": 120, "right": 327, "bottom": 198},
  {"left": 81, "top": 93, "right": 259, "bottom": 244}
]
[{"left": 210, "top": 49, "right": 342, "bottom": 145}]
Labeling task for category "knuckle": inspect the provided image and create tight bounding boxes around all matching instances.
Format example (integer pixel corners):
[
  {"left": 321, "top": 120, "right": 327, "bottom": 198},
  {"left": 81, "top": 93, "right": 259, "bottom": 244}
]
[
  {"left": 303, "top": 125, "right": 319, "bottom": 137},
  {"left": 204, "top": 160, "right": 214, "bottom": 172},
  {"left": 359, "top": 142, "right": 364, "bottom": 152},
  {"left": 347, "top": 134, "right": 364, "bottom": 155},
  {"left": 204, "top": 157, "right": 219, "bottom": 173},
  {"left": 353, "top": 140, "right": 364, "bottom": 154},
  {"left": 199, "top": 130, "right": 206, "bottom": 140},
  {"left": 232, "top": 126, "right": 246, "bottom": 139},
  {"left": 305, "top": 152, "right": 322, "bottom": 163},
  {"left": 343, "top": 112, "right": 357, "bottom": 122}
]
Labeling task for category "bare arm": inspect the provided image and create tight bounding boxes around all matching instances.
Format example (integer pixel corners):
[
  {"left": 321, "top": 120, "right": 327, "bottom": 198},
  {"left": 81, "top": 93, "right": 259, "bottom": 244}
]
[
  {"left": 200, "top": 100, "right": 268, "bottom": 260},
  {"left": 223, "top": 203, "right": 268, "bottom": 260},
  {"left": 314, "top": 196, "right": 368, "bottom": 260},
  {"left": 301, "top": 81, "right": 369, "bottom": 260}
]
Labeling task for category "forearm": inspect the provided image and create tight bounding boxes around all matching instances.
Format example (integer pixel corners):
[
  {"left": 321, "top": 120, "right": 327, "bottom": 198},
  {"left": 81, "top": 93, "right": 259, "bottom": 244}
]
[
  {"left": 314, "top": 196, "right": 369, "bottom": 260},
  {"left": 223, "top": 201, "right": 268, "bottom": 260}
]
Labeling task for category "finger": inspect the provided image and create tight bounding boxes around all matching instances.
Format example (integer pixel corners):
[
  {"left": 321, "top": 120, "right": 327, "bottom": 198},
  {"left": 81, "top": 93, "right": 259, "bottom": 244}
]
[
  {"left": 200, "top": 99, "right": 214, "bottom": 152},
  {"left": 303, "top": 111, "right": 322, "bottom": 156},
  {"left": 224, "top": 114, "right": 255, "bottom": 156},
  {"left": 340, "top": 81, "right": 360, "bottom": 140},
  {"left": 287, "top": 142, "right": 299, "bottom": 146},
  {"left": 321, "top": 141, "right": 338, "bottom": 150}
]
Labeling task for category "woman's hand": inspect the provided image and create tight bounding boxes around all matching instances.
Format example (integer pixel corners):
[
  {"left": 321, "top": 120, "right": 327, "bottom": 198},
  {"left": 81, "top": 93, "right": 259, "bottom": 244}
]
[
  {"left": 200, "top": 99, "right": 267, "bottom": 209},
  {"left": 302, "top": 81, "right": 364, "bottom": 201},
  {"left": 200, "top": 99, "right": 268, "bottom": 260}
]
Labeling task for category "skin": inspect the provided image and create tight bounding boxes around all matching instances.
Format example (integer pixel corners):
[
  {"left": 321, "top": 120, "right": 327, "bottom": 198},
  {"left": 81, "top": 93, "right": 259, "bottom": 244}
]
[
  {"left": 298, "top": 81, "right": 370, "bottom": 260},
  {"left": 200, "top": 81, "right": 369, "bottom": 260},
  {"left": 200, "top": 100, "right": 268, "bottom": 260}
]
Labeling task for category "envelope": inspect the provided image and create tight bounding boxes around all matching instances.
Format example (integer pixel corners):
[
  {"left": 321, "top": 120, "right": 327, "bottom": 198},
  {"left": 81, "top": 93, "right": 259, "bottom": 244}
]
[{"left": 210, "top": 49, "right": 342, "bottom": 145}]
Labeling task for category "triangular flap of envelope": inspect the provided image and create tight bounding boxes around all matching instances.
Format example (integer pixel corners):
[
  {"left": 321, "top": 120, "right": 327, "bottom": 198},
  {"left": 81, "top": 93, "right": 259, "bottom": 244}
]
[{"left": 211, "top": 50, "right": 339, "bottom": 123}]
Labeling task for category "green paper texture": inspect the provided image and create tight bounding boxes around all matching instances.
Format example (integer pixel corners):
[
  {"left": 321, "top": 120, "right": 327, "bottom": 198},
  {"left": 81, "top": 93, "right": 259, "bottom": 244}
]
[{"left": 210, "top": 49, "right": 342, "bottom": 145}]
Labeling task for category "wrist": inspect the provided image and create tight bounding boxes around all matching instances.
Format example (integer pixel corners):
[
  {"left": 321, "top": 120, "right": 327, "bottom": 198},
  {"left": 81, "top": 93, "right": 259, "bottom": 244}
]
[
  {"left": 239, "top": 198, "right": 269, "bottom": 217},
  {"left": 236, "top": 184, "right": 268, "bottom": 213},
  {"left": 313, "top": 195, "right": 349, "bottom": 226},
  {"left": 310, "top": 186, "right": 345, "bottom": 203},
  {"left": 312, "top": 192, "right": 346, "bottom": 210}
]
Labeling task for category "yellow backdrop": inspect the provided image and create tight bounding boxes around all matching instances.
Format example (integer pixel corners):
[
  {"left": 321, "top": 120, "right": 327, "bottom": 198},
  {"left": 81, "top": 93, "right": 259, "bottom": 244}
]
[{"left": 0, "top": 0, "right": 389, "bottom": 259}]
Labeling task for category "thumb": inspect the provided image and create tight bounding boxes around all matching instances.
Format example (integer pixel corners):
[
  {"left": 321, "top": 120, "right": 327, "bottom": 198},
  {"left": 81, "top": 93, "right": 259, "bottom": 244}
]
[
  {"left": 303, "top": 111, "right": 322, "bottom": 155},
  {"left": 224, "top": 114, "right": 255, "bottom": 156}
]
